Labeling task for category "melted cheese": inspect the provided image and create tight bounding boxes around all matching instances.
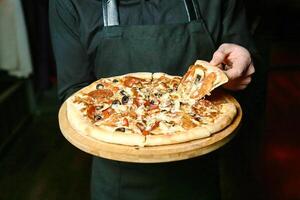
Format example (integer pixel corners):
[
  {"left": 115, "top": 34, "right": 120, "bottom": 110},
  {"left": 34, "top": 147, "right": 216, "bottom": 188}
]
[
  {"left": 171, "top": 99, "right": 181, "bottom": 113},
  {"left": 111, "top": 104, "right": 127, "bottom": 113},
  {"left": 136, "top": 105, "right": 145, "bottom": 118}
]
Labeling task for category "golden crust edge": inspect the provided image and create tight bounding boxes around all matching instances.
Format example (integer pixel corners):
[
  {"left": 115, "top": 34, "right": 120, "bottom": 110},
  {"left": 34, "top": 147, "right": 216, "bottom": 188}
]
[
  {"left": 66, "top": 97, "right": 146, "bottom": 147},
  {"left": 202, "top": 101, "right": 237, "bottom": 134},
  {"left": 152, "top": 72, "right": 182, "bottom": 80},
  {"left": 145, "top": 126, "right": 211, "bottom": 146}
]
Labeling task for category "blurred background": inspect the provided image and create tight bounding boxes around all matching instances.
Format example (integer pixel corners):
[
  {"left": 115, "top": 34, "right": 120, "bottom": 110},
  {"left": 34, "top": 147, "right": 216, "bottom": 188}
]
[{"left": 0, "top": 0, "right": 299, "bottom": 199}]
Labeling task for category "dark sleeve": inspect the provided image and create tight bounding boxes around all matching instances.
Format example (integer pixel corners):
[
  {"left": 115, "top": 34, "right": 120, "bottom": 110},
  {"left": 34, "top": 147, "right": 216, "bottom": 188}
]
[
  {"left": 49, "top": 0, "right": 94, "bottom": 102},
  {"left": 221, "top": 0, "right": 257, "bottom": 54},
  {"left": 221, "top": 0, "right": 267, "bottom": 118}
]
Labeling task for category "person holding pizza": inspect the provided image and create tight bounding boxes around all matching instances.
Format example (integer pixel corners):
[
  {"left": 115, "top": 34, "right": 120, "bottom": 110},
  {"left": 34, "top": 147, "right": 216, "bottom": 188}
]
[{"left": 50, "top": 0, "right": 260, "bottom": 199}]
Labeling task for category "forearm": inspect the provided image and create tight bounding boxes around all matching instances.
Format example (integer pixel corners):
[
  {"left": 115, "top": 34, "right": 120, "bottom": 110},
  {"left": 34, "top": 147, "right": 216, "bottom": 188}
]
[{"left": 49, "top": 0, "right": 94, "bottom": 102}]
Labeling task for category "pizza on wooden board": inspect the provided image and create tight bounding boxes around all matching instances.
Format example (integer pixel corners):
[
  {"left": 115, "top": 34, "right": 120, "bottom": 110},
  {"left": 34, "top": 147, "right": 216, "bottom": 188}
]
[{"left": 66, "top": 60, "right": 237, "bottom": 147}]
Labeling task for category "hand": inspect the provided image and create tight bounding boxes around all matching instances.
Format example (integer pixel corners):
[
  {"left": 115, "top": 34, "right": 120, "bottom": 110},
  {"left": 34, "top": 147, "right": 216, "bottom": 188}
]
[{"left": 210, "top": 43, "right": 255, "bottom": 91}]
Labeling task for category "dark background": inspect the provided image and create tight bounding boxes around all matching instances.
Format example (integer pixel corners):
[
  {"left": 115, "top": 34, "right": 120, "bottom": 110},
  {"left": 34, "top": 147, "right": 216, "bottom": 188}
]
[{"left": 0, "top": 0, "right": 299, "bottom": 199}]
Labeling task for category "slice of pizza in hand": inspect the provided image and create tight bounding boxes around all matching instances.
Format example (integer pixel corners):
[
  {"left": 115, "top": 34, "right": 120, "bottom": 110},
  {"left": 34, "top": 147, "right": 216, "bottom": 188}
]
[{"left": 177, "top": 60, "right": 228, "bottom": 101}]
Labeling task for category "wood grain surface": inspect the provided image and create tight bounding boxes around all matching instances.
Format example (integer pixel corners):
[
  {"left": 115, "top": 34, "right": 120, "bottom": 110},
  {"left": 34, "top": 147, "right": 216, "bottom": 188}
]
[{"left": 58, "top": 94, "right": 242, "bottom": 163}]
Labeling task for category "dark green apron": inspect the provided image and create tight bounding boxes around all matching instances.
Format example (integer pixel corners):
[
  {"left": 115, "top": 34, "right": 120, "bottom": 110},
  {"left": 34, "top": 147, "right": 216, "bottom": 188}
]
[{"left": 91, "top": 0, "right": 220, "bottom": 199}]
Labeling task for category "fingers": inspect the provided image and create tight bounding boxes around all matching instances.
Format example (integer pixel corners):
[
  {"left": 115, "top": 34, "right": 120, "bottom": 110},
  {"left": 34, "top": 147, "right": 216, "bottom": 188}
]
[
  {"left": 239, "top": 76, "right": 252, "bottom": 85},
  {"left": 225, "top": 61, "right": 254, "bottom": 80},
  {"left": 210, "top": 44, "right": 233, "bottom": 66},
  {"left": 223, "top": 82, "right": 249, "bottom": 91},
  {"left": 225, "top": 85, "right": 248, "bottom": 91},
  {"left": 231, "top": 84, "right": 248, "bottom": 90},
  {"left": 210, "top": 43, "right": 255, "bottom": 91},
  {"left": 245, "top": 62, "right": 255, "bottom": 76},
  {"left": 225, "top": 68, "right": 243, "bottom": 80},
  {"left": 223, "top": 75, "right": 252, "bottom": 91},
  {"left": 210, "top": 51, "right": 227, "bottom": 67}
]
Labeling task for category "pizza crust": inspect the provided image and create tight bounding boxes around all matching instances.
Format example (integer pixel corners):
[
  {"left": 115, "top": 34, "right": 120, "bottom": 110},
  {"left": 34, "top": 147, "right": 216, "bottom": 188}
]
[
  {"left": 67, "top": 97, "right": 146, "bottom": 146},
  {"left": 152, "top": 72, "right": 182, "bottom": 80},
  {"left": 144, "top": 98, "right": 236, "bottom": 146},
  {"left": 202, "top": 101, "right": 237, "bottom": 134},
  {"left": 145, "top": 127, "right": 210, "bottom": 146},
  {"left": 80, "top": 72, "right": 152, "bottom": 95},
  {"left": 122, "top": 72, "right": 153, "bottom": 80}
]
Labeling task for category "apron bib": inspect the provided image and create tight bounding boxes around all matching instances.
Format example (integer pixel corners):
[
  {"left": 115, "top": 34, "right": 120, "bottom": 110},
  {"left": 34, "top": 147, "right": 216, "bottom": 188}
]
[
  {"left": 94, "top": 0, "right": 216, "bottom": 77},
  {"left": 92, "top": 1, "right": 220, "bottom": 199}
]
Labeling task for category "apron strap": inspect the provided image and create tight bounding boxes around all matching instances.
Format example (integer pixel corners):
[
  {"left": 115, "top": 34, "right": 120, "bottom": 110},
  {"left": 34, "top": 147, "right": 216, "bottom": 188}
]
[
  {"left": 183, "top": 0, "right": 202, "bottom": 21},
  {"left": 102, "top": 0, "right": 201, "bottom": 26},
  {"left": 102, "top": 0, "right": 120, "bottom": 26}
]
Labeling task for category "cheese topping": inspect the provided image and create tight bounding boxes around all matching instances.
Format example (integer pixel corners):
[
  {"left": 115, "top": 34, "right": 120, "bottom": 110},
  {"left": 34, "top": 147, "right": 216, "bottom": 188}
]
[{"left": 72, "top": 72, "right": 227, "bottom": 135}]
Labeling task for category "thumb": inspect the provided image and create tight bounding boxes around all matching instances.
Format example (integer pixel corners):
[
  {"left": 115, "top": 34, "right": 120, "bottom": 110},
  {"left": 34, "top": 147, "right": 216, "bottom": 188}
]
[{"left": 210, "top": 50, "right": 227, "bottom": 67}]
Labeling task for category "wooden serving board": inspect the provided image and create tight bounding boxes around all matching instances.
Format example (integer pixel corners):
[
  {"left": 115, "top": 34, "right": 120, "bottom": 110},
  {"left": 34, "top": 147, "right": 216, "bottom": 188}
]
[{"left": 58, "top": 95, "right": 242, "bottom": 163}]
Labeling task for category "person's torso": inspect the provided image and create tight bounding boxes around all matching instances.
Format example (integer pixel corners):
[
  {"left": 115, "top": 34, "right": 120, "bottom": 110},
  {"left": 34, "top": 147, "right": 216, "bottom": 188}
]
[
  {"left": 67, "top": 0, "right": 224, "bottom": 78},
  {"left": 71, "top": 1, "right": 223, "bottom": 199}
]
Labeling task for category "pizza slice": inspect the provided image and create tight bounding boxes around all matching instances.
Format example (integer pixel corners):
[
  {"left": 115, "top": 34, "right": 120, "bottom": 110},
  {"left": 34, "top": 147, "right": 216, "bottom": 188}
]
[
  {"left": 67, "top": 73, "right": 154, "bottom": 146},
  {"left": 177, "top": 60, "right": 228, "bottom": 101}
]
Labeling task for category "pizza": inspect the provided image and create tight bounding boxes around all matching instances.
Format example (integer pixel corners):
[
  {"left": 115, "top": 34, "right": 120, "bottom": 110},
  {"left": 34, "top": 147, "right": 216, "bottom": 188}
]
[{"left": 66, "top": 60, "right": 237, "bottom": 147}]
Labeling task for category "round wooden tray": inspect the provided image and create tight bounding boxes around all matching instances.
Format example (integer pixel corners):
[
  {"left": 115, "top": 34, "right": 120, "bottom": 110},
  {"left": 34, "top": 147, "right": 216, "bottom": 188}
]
[{"left": 58, "top": 94, "right": 242, "bottom": 163}]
